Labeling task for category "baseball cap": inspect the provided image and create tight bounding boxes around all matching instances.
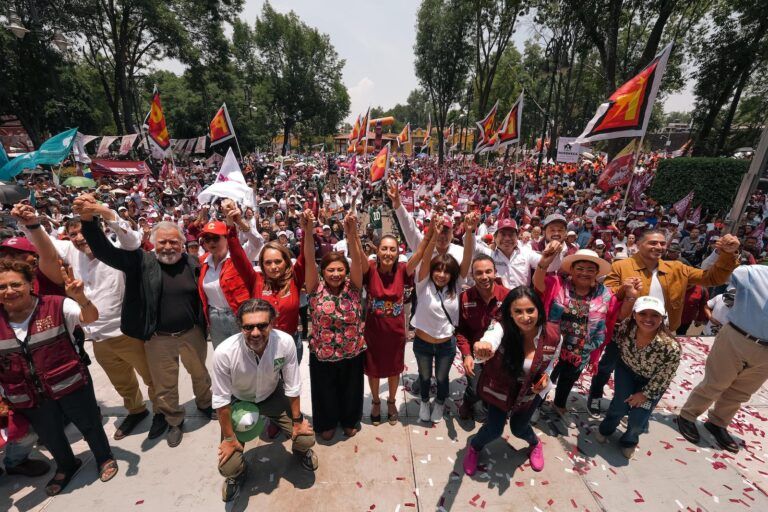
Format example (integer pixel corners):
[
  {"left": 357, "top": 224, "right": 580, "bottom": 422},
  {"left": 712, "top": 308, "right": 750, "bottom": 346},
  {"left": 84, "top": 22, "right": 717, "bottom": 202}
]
[
  {"left": 277, "top": 231, "right": 288, "bottom": 238},
  {"left": 594, "top": 239, "right": 605, "bottom": 247},
  {"left": 230, "top": 400, "right": 266, "bottom": 443},
  {"left": 322, "top": 224, "right": 331, "bottom": 231},
  {"left": 496, "top": 218, "right": 518, "bottom": 232},
  {"left": 566, "top": 231, "right": 577, "bottom": 237},
  {"left": 632, "top": 296, "right": 666, "bottom": 317},
  {"left": 0, "top": 237, "right": 37, "bottom": 254},
  {"left": 202, "top": 221, "right": 227, "bottom": 236}
]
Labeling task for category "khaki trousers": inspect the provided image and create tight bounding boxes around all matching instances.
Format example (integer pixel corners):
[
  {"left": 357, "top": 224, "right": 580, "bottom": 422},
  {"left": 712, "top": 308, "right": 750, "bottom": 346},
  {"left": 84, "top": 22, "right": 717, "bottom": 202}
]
[
  {"left": 218, "top": 385, "right": 316, "bottom": 479},
  {"left": 144, "top": 325, "right": 213, "bottom": 427},
  {"left": 680, "top": 323, "right": 768, "bottom": 427},
  {"left": 92, "top": 334, "right": 157, "bottom": 415}
]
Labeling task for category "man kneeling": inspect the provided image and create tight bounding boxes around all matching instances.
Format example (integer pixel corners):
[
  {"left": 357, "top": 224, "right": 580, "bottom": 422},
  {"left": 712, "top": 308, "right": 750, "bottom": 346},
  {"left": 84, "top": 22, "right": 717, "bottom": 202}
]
[{"left": 213, "top": 299, "right": 317, "bottom": 502}]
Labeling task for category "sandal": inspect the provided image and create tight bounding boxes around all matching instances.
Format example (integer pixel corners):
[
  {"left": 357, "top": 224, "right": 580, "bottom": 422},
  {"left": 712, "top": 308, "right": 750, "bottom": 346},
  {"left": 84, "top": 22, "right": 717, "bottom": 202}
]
[
  {"left": 371, "top": 399, "right": 382, "bottom": 426},
  {"left": 387, "top": 398, "right": 399, "bottom": 425},
  {"left": 99, "top": 459, "right": 119, "bottom": 483},
  {"left": 46, "top": 458, "right": 82, "bottom": 496}
]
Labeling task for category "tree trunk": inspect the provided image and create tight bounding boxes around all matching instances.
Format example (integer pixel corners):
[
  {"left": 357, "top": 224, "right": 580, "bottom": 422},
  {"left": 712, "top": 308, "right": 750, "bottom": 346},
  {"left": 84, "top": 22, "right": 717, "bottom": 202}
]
[
  {"left": 282, "top": 120, "right": 294, "bottom": 156},
  {"left": 715, "top": 65, "right": 751, "bottom": 155}
]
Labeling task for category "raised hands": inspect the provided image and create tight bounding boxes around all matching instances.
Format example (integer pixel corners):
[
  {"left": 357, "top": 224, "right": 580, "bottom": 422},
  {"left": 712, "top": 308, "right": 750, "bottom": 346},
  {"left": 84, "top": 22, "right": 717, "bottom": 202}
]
[
  {"left": 11, "top": 203, "right": 38, "bottom": 226},
  {"left": 299, "top": 209, "right": 316, "bottom": 232},
  {"left": 343, "top": 211, "right": 358, "bottom": 237},
  {"left": 622, "top": 277, "right": 643, "bottom": 299},
  {"left": 386, "top": 179, "right": 401, "bottom": 209},
  {"left": 716, "top": 234, "right": 740, "bottom": 254},
  {"left": 538, "top": 240, "right": 562, "bottom": 269},
  {"left": 463, "top": 211, "right": 480, "bottom": 232},
  {"left": 61, "top": 265, "right": 87, "bottom": 304},
  {"left": 72, "top": 193, "right": 102, "bottom": 221}
]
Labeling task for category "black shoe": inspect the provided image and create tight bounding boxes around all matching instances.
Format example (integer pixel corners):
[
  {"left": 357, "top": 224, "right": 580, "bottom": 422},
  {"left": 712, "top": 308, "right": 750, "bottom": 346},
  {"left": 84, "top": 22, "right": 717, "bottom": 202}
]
[
  {"left": 197, "top": 406, "right": 217, "bottom": 420},
  {"left": 222, "top": 471, "right": 246, "bottom": 503},
  {"left": 167, "top": 422, "right": 184, "bottom": 448},
  {"left": 676, "top": 415, "right": 701, "bottom": 444},
  {"left": 147, "top": 413, "right": 168, "bottom": 440},
  {"left": 300, "top": 449, "right": 318, "bottom": 471},
  {"left": 587, "top": 397, "right": 603, "bottom": 419},
  {"left": 704, "top": 421, "right": 739, "bottom": 453},
  {"left": 5, "top": 458, "right": 51, "bottom": 477},
  {"left": 114, "top": 410, "right": 150, "bottom": 440}
]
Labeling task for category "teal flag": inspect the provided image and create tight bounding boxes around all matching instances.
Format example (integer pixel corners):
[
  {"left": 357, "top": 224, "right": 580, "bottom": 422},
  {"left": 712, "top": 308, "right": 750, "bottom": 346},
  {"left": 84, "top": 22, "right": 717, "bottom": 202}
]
[
  {"left": 0, "top": 143, "right": 8, "bottom": 168},
  {"left": 0, "top": 151, "right": 38, "bottom": 180},
  {"left": 35, "top": 127, "right": 78, "bottom": 165}
]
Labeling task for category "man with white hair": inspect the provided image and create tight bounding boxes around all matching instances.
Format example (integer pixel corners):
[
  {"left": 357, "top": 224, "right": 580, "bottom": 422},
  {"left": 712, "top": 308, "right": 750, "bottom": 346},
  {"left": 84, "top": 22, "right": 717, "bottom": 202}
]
[{"left": 77, "top": 197, "right": 213, "bottom": 448}]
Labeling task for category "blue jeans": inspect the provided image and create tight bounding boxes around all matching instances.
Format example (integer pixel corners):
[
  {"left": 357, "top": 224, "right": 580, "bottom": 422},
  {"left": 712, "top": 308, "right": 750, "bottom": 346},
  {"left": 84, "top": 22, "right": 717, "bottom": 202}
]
[
  {"left": 413, "top": 337, "right": 456, "bottom": 404},
  {"left": 598, "top": 361, "right": 661, "bottom": 448},
  {"left": 3, "top": 430, "right": 37, "bottom": 468},
  {"left": 471, "top": 396, "right": 542, "bottom": 450},
  {"left": 589, "top": 341, "right": 619, "bottom": 399},
  {"left": 208, "top": 306, "right": 240, "bottom": 349},
  {"left": 292, "top": 332, "right": 304, "bottom": 364}
]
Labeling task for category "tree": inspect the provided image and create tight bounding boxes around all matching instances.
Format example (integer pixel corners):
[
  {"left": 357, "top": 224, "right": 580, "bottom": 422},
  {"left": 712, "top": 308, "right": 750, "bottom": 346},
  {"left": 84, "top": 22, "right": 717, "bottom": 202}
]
[
  {"left": 415, "top": 0, "right": 474, "bottom": 163},
  {"left": 253, "top": 2, "right": 349, "bottom": 156}
]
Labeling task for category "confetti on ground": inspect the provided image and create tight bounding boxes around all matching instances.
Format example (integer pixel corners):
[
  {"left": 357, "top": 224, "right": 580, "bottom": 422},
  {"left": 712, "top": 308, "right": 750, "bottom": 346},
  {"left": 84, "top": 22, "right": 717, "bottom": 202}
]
[{"left": 135, "top": 500, "right": 144, "bottom": 505}]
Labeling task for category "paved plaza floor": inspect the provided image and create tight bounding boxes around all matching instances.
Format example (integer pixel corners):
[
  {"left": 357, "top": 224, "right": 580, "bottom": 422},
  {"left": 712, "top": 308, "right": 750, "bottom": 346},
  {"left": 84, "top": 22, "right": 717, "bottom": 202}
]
[{"left": 2, "top": 334, "right": 767, "bottom": 511}]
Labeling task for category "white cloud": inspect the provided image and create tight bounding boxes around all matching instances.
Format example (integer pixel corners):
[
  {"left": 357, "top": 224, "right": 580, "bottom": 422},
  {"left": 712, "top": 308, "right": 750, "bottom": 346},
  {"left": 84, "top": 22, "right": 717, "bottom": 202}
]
[{"left": 347, "top": 77, "right": 376, "bottom": 123}]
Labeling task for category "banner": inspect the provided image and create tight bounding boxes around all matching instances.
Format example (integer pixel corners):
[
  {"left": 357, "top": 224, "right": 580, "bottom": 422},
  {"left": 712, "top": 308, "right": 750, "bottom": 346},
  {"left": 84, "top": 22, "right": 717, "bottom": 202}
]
[
  {"left": 96, "top": 136, "right": 118, "bottom": 157},
  {"left": 198, "top": 148, "right": 253, "bottom": 207},
  {"left": 556, "top": 137, "right": 585, "bottom": 163},
  {"left": 396, "top": 123, "right": 411, "bottom": 147},
  {"left": 209, "top": 103, "right": 236, "bottom": 146},
  {"left": 597, "top": 140, "right": 637, "bottom": 191},
  {"left": 72, "top": 132, "right": 92, "bottom": 164},
  {"left": 118, "top": 134, "right": 138, "bottom": 155},
  {"left": 369, "top": 143, "right": 390, "bottom": 183},
  {"left": 497, "top": 93, "right": 523, "bottom": 149},
  {"left": 144, "top": 86, "right": 171, "bottom": 151},
  {"left": 672, "top": 190, "right": 695, "bottom": 219},
  {"left": 194, "top": 136, "right": 207, "bottom": 154},
  {"left": 35, "top": 128, "right": 78, "bottom": 165},
  {"left": 688, "top": 204, "right": 702, "bottom": 225},
  {"left": 401, "top": 189, "right": 414, "bottom": 212}
]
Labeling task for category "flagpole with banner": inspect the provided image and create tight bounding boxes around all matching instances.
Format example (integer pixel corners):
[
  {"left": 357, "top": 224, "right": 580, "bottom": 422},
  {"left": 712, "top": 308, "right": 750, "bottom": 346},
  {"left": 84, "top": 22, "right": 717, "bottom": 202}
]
[{"left": 620, "top": 134, "right": 645, "bottom": 215}]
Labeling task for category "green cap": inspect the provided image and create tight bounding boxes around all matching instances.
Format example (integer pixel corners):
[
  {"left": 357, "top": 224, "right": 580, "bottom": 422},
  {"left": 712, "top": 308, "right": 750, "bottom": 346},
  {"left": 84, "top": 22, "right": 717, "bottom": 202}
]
[{"left": 230, "top": 400, "right": 266, "bottom": 443}]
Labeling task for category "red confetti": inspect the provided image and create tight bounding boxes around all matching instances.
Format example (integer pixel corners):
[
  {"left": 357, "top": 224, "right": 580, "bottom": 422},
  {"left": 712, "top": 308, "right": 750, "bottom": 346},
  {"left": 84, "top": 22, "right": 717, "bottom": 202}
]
[
  {"left": 646, "top": 450, "right": 652, "bottom": 456},
  {"left": 480, "top": 501, "right": 486, "bottom": 509},
  {"left": 593, "top": 491, "right": 604, "bottom": 499},
  {"left": 471, "top": 494, "right": 481, "bottom": 503},
  {"left": 674, "top": 458, "right": 688, "bottom": 465},
  {"left": 712, "top": 461, "right": 727, "bottom": 470},
  {"left": 369, "top": 506, "right": 376, "bottom": 510},
  {"left": 515, "top": 481, "right": 525, "bottom": 487},
  {"left": 135, "top": 501, "right": 144, "bottom": 505},
  {"left": 571, "top": 498, "right": 578, "bottom": 508},
  {"left": 541, "top": 480, "right": 550, "bottom": 486},
  {"left": 699, "top": 487, "right": 712, "bottom": 497},
  {"left": 547, "top": 499, "right": 555, "bottom": 506},
  {"left": 355, "top": 445, "right": 358, "bottom": 453},
  {"left": 375, "top": 437, "right": 384, "bottom": 443},
  {"left": 404, "top": 504, "right": 416, "bottom": 508},
  {"left": 356, "top": 481, "right": 363, "bottom": 488},
  {"left": 396, "top": 477, "right": 406, "bottom": 481},
  {"left": 392, "top": 455, "right": 398, "bottom": 462}
]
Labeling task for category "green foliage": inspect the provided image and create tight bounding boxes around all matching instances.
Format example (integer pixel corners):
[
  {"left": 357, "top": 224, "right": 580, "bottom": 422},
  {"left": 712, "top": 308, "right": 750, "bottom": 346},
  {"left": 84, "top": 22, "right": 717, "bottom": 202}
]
[{"left": 649, "top": 157, "right": 748, "bottom": 213}]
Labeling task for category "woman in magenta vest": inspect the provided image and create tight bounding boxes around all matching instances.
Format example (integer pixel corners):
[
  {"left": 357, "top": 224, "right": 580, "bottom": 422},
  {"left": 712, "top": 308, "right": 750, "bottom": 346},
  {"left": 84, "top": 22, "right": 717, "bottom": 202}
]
[
  {"left": 0, "top": 259, "right": 117, "bottom": 496},
  {"left": 462, "top": 286, "right": 563, "bottom": 476}
]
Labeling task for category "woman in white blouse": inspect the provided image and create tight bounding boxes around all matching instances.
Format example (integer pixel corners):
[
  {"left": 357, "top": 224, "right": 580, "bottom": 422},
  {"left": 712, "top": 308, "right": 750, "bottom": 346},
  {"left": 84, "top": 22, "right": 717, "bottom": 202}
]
[{"left": 411, "top": 213, "right": 477, "bottom": 424}]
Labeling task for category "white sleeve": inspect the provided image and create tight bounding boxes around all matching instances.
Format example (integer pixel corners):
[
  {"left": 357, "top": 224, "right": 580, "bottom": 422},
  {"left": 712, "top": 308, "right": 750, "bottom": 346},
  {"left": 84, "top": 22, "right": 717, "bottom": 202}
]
[
  {"left": 700, "top": 250, "right": 718, "bottom": 270},
  {"left": 473, "top": 240, "right": 493, "bottom": 257},
  {"left": 528, "top": 248, "right": 542, "bottom": 268},
  {"left": 395, "top": 204, "right": 423, "bottom": 251},
  {"left": 62, "top": 298, "right": 83, "bottom": 334},
  {"left": 211, "top": 350, "right": 234, "bottom": 409},
  {"left": 479, "top": 320, "right": 504, "bottom": 352},
  {"left": 243, "top": 225, "right": 266, "bottom": 262},
  {"left": 105, "top": 212, "right": 142, "bottom": 250},
  {"left": 281, "top": 336, "right": 302, "bottom": 397},
  {"left": 707, "top": 296, "right": 717, "bottom": 309}
]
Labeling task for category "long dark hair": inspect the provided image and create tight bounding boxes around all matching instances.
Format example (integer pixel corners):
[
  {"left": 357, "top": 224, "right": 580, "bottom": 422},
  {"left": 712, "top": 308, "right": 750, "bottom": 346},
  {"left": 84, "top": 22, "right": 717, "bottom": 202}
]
[
  {"left": 429, "top": 253, "right": 460, "bottom": 297},
  {"left": 499, "top": 286, "right": 546, "bottom": 378}
]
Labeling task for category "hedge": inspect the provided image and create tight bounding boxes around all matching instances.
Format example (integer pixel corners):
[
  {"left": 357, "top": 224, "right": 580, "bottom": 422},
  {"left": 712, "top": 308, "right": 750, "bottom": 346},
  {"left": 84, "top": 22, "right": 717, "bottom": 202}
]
[{"left": 648, "top": 157, "right": 748, "bottom": 214}]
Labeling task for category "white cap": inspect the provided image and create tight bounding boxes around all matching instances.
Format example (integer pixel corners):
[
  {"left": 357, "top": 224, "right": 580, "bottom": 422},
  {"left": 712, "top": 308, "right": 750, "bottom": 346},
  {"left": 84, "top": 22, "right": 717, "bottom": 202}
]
[
  {"left": 632, "top": 296, "right": 666, "bottom": 317},
  {"left": 594, "top": 239, "right": 605, "bottom": 246},
  {"left": 322, "top": 224, "right": 331, "bottom": 230},
  {"left": 566, "top": 231, "right": 577, "bottom": 237},
  {"left": 277, "top": 231, "right": 288, "bottom": 238}
]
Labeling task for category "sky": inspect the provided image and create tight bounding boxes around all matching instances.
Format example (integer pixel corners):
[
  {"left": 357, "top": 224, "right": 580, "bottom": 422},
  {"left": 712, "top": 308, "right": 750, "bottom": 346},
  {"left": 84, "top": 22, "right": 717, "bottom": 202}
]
[{"left": 165, "top": 0, "right": 695, "bottom": 122}]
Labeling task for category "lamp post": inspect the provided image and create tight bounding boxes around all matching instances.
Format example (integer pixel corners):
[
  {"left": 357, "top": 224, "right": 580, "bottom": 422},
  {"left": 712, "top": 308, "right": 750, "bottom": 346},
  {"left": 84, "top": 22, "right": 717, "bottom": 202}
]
[{"left": 5, "top": 8, "right": 29, "bottom": 38}]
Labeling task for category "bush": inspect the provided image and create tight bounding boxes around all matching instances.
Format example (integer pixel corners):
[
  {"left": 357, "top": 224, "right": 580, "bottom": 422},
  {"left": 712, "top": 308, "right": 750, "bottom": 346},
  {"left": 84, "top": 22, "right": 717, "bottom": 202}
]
[{"left": 649, "top": 157, "right": 748, "bottom": 214}]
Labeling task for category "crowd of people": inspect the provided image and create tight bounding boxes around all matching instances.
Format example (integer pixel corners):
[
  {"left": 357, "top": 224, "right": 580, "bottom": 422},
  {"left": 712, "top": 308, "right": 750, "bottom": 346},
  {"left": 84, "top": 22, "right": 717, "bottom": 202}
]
[{"left": 0, "top": 149, "right": 766, "bottom": 502}]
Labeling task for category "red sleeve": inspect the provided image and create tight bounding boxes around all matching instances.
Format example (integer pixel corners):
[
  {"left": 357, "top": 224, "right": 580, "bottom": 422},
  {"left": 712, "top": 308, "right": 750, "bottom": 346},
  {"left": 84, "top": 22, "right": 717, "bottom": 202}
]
[
  {"left": 539, "top": 275, "right": 560, "bottom": 317},
  {"left": 696, "top": 287, "right": 709, "bottom": 322},
  {"left": 455, "top": 291, "right": 472, "bottom": 357},
  {"left": 293, "top": 233, "right": 306, "bottom": 288},
  {"left": 226, "top": 225, "right": 257, "bottom": 291}
]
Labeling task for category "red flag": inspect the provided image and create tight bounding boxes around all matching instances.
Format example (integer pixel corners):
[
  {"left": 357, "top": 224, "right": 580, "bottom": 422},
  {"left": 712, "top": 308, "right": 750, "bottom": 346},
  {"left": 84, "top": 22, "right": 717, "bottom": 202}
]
[
  {"left": 422, "top": 114, "right": 432, "bottom": 150},
  {"left": 474, "top": 100, "right": 498, "bottom": 153},
  {"left": 672, "top": 191, "right": 695, "bottom": 219},
  {"left": 688, "top": 204, "right": 702, "bottom": 225},
  {"left": 575, "top": 43, "right": 673, "bottom": 143},
  {"left": 144, "top": 87, "right": 170, "bottom": 150},
  {"left": 370, "top": 144, "right": 390, "bottom": 182},
  {"left": 209, "top": 103, "right": 235, "bottom": 146},
  {"left": 396, "top": 123, "right": 411, "bottom": 147},
  {"left": 597, "top": 140, "right": 637, "bottom": 191},
  {"left": 356, "top": 108, "right": 370, "bottom": 146},
  {"left": 497, "top": 93, "right": 523, "bottom": 148},
  {"left": 348, "top": 114, "right": 361, "bottom": 142}
]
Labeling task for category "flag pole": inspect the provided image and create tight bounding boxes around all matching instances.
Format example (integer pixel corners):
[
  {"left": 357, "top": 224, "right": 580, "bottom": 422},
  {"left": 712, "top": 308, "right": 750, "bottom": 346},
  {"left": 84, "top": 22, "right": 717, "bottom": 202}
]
[{"left": 620, "top": 135, "right": 645, "bottom": 215}]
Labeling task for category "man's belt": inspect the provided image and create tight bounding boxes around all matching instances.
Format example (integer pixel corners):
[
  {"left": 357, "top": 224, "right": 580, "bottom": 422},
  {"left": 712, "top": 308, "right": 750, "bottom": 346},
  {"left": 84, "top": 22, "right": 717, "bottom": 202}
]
[
  {"left": 729, "top": 323, "right": 768, "bottom": 347},
  {"left": 155, "top": 328, "right": 192, "bottom": 338}
]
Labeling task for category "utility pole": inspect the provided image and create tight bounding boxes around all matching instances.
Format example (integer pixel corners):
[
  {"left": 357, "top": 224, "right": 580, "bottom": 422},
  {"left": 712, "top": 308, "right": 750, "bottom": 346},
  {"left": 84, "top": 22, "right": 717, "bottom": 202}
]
[{"left": 723, "top": 124, "right": 768, "bottom": 235}]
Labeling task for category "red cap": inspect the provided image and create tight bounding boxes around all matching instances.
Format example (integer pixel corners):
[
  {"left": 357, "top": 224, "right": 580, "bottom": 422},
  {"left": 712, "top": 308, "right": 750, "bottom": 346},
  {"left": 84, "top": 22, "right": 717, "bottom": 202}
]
[
  {"left": 496, "top": 218, "right": 518, "bottom": 232},
  {"left": 201, "top": 221, "right": 227, "bottom": 236},
  {"left": 441, "top": 217, "right": 454, "bottom": 231},
  {"left": 0, "top": 237, "right": 37, "bottom": 254},
  {"left": 484, "top": 206, "right": 492, "bottom": 213}
]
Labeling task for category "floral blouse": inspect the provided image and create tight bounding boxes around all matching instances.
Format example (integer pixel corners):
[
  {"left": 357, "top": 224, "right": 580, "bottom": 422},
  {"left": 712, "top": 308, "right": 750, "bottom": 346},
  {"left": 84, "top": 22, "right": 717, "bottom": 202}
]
[
  {"left": 614, "top": 319, "right": 681, "bottom": 408},
  {"left": 308, "top": 280, "right": 366, "bottom": 362}
]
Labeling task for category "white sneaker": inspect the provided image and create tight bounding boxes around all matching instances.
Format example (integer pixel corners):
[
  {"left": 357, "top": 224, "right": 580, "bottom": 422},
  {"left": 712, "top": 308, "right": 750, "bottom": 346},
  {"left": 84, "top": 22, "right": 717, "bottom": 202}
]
[
  {"left": 419, "top": 400, "right": 431, "bottom": 422},
  {"left": 431, "top": 402, "right": 444, "bottom": 423}
]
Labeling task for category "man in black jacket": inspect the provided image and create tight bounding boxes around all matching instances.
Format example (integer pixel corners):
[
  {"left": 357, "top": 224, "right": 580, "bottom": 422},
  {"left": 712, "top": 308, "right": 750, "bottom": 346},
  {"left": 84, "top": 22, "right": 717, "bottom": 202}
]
[{"left": 77, "top": 198, "right": 213, "bottom": 448}]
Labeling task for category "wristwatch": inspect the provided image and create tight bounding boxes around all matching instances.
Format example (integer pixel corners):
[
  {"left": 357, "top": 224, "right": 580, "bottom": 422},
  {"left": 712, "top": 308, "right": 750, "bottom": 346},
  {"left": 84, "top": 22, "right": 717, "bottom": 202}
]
[{"left": 292, "top": 413, "right": 304, "bottom": 424}]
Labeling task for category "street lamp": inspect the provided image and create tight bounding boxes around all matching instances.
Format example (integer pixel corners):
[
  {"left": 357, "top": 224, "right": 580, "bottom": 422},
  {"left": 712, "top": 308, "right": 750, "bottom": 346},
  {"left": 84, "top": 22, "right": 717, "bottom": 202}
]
[
  {"left": 52, "top": 30, "right": 69, "bottom": 51},
  {"left": 5, "top": 9, "right": 29, "bottom": 39}
]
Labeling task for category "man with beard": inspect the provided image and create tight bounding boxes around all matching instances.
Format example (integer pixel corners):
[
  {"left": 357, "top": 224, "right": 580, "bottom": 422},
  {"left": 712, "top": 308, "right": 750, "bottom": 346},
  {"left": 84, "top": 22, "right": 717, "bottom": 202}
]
[
  {"left": 76, "top": 196, "right": 213, "bottom": 448},
  {"left": 214, "top": 299, "right": 317, "bottom": 502},
  {"left": 12, "top": 199, "right": 161, "bottom": 442},
  {"left": 455, "top": 256, "right": 510, "bottom": 421},
  {"left": 533, "top": 213, "right": 577, "bottom": 272}
]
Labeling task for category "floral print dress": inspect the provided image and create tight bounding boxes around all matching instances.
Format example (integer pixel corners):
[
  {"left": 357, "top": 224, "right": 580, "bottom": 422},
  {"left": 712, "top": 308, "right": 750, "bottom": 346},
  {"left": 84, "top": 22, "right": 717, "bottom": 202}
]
[{"left": 309, "top": 280, "right": 366, "bottom": 362}]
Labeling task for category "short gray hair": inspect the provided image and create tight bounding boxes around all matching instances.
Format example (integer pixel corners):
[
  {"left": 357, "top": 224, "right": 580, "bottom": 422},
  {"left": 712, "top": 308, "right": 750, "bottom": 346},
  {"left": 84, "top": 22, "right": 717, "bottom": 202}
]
[{"left": 150, "top": 221, "right": 186, "bottom": 245}]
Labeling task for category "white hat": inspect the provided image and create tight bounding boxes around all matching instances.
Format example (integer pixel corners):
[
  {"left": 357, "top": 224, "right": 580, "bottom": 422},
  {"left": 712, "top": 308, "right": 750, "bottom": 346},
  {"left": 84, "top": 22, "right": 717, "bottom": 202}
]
[
  {"left": 322, "top": 224, "right": 331, "bottom": 230},
  {"left": 566, "top": 231, "right": 577, "bottom": 237},
  {"left": 594, "top": 239, "right": 605, "bottom": 246},
  {"left": 560, "top": 249, "right": 612, "bottom": 277},
  {"left": 632, "top": 296, "right": 666, "bottom": 317},
  {"left": 277, "top": 231, "right": 288, "bottom": 238}
]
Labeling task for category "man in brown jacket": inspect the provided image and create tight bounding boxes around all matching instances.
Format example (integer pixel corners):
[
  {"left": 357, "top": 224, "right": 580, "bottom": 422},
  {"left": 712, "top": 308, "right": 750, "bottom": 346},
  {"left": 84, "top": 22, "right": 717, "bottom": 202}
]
[{"left": 587, "top": 228, "right": 740, "bottom": 416}]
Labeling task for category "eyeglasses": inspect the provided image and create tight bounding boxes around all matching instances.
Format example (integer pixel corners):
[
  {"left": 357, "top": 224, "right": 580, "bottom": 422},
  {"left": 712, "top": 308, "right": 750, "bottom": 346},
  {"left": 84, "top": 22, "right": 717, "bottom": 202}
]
[
  {"left": 202, "top": 235, "right": 222, "bottom": 244},
  {"left": 242, "top": 322, "right": 270, "bottom": 333}
]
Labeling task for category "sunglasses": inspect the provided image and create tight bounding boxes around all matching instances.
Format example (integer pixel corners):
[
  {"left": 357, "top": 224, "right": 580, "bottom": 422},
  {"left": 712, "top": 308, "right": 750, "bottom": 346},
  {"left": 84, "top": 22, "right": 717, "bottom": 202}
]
[
  {"left": 202, "top": 235, "right": 222, "bottom": 243},
  {"left": 242, "top": 322, "right": 270, "bottom": 333}
]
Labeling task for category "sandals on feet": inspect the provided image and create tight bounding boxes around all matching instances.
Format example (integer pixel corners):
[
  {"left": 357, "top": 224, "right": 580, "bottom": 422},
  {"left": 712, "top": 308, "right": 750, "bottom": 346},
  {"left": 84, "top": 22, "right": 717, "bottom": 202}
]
[
  {"left": 99, "top": 459, "right": 119, "bottom": 483},
  {"left": 46, "top": 458, "right": 83, "bottom": 496},
  {"left": 371, "top": 399, "right": 382, "bottom": 426},
  {"left": 387, "top": 398, "right": 399, "bottom": 425}
]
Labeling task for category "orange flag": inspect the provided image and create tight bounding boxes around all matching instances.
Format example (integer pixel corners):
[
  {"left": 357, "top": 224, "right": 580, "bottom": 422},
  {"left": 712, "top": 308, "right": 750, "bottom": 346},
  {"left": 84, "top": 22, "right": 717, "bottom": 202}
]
[
  {"left": 576, "top": 43, "right": 673, "bottom": 143},
  {"left": 474, "top": 100, "right": 498, "bottom": 153},
  {"left": 209, "top": 103, "right": 235, "bottom": 146},
  {"left": 422, "top": 114, "right": 432, "bottom": 149},
  {"left": 356, "top": 108, "right": 370, "bottom": 145},
  {"left": 348, "top": 114, "right": 361, "bottom": 143},
  {"left": 370, "top": 144, "right": 390, "bottom": 182},
  {"left": 496, "top": 93, "right": 523, "bottom": 148},
  {"left": 144, "top": 86, "right": 170, "bottom": 150},
  {"left": 396, "top": 123, "right": 411, "bottom": 147}
]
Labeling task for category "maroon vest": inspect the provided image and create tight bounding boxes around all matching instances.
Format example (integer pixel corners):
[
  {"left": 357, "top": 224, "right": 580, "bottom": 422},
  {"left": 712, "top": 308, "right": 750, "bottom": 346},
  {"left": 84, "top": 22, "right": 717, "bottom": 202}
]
[{"left": 0, "top": 295, "right": 88, "bottom": 408}]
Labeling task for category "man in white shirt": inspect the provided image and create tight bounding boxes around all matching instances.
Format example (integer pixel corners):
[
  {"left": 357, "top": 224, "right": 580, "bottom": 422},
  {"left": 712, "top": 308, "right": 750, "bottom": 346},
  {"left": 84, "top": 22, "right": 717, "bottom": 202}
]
[
  {"left": 214, "top": 299, "right": 317, "bottom": 502},
  {"left": 475, "top": 218, "right": 541, "bottom": 289},
  {"left": 16, "top": 201, "right": 162, "bottom": 441}
]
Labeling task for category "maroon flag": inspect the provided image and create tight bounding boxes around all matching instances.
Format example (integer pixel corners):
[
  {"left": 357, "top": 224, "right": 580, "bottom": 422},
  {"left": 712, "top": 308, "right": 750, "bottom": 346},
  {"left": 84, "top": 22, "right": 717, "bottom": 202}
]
[
  {"left": 688, "top": 204, "right": 702, "bottom": 225},
  {"left": 672, "top": 191, "right": 695, "bottom": 219}
]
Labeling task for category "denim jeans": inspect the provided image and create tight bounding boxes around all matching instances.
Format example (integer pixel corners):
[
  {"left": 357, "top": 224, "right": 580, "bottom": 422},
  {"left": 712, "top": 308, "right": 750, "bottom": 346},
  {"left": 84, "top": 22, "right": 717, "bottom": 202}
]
[
  {"left": 589, "top": 341, "right": 620, "bottom": 399},
  {"left": 598, "top": 361, "right": 661, "bottom": 448},
  {"left": 413, "top": 337, "right": 456, "bottom": 404},
  {"left": 292, "top": 332, "right": 304, "bottom": 364},
  {"left": 471, "top": 396, "right": 542, "bottom": 451},
  {"left": 208, "top": 306, "right": 240, "bottom": 349},
  {"left": 3, "top": 430, "right": 37, "bottom": 468}
]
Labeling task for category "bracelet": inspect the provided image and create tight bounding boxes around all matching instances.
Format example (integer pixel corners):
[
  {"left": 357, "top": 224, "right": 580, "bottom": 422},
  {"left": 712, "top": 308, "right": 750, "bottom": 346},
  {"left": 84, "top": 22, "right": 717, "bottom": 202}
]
[
  {"left": 292, "top": 414, "right": 304, "bottom": 424},
  {"left": 223, "top": 436, "right": 236, "bottom": 442},
  {"left": 26, "top": 223, "right": 41, "bottom": 230},
  {"left": 537, "top": 264, "right": 548, "bottom": 270},
  {"left": 78, "top": 299, "right": 92, "bottom": 308}
]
